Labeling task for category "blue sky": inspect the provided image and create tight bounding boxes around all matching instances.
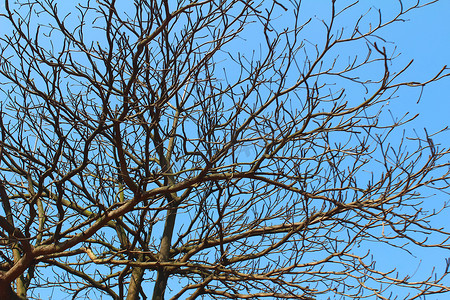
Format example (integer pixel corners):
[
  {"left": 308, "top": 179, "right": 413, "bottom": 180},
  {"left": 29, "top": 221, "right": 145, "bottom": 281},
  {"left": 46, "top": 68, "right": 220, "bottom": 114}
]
[
  {"left": 331, "top": 1, "right": 450, "bottom": 299},
  {"left": 381, "top": 1, "right": 450, "bottom": 135}
]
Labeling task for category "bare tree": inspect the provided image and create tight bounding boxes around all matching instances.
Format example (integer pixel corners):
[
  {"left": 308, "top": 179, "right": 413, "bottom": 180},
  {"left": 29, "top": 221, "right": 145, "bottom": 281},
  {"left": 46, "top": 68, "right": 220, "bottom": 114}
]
[{"left": 0, "top": 0, "right": 449, "bottom": 299}]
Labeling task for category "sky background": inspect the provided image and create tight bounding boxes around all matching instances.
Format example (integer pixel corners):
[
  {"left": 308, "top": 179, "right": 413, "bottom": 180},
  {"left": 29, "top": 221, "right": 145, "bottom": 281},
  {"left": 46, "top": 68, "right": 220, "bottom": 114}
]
[
  {"left": 322, "top": 1, "right": 450, "bottom": 298},
  {"left": 326, "top": 1, "right": 450, "bottom": 299},
  {"left": 240, "top": 1, "right": 450, "bottom": 298},
  {"left": 381, "top": 0, "right": 450, "bottom": 135},
  {"left": 1, "top": 0, "right": 450, "bottom": 299}
]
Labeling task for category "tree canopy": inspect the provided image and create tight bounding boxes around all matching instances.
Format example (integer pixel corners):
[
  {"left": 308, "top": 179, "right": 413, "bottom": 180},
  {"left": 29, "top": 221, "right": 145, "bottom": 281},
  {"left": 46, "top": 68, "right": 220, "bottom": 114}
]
[{"left": 0, "top": 0, "right": 449, "bottom": 299}]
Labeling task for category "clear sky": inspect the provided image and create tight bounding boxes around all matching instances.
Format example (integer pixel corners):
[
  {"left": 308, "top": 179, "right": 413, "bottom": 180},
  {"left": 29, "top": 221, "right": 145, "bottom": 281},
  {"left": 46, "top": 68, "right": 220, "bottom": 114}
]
[
  {"left": 331, "top": 2, "right": 450, "bottom": 299},
  {"left": 381, "top": 1, "right": 450, "bottom": 135}
]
